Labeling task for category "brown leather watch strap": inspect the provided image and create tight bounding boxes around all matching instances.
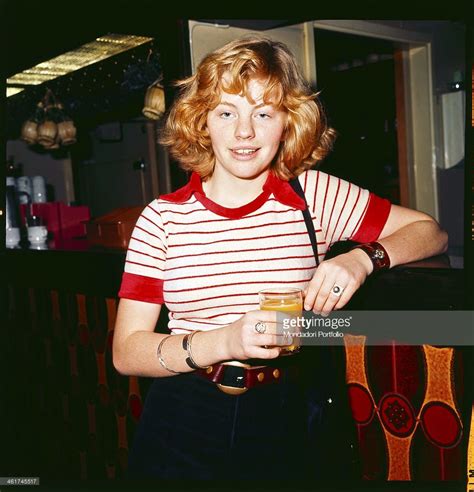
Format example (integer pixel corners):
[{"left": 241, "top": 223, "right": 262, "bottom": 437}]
[{"left": 352, "top": 241, "right": 391, "bottom": 273}]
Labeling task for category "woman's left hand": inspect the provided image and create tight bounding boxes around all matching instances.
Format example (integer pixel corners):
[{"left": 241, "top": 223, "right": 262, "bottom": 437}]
[{"left": 303, "top": 248, "right": 374, "bottom": 316}]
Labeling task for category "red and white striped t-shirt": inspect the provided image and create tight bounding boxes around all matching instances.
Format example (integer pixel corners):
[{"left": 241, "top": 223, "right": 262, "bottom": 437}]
[{"left": 118, "top": 170, "right": 391, "bottom": 334}]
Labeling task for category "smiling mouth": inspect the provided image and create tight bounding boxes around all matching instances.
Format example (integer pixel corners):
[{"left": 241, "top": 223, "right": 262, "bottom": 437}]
[{"left": 231, "top": 148, "right": 259, "bottom": 155}]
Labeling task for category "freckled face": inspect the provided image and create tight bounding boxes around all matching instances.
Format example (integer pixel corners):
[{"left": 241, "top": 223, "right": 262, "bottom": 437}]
[{"left": 206, "top": 78, "right": 287, "bottom": 181}]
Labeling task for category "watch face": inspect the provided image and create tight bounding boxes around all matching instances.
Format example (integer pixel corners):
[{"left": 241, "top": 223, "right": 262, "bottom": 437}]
[
  {"left": 354, "top": 243, "right": 389, "bottom": 271},
  {"left": 374, "top": 250, "right": 385, "bottom": 259}
]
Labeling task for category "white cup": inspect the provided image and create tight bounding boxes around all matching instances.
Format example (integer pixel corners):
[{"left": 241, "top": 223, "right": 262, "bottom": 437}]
[
  {"left": 29, "top": 242, "right": 48, "bottom": 250},
  {"left": 6, "top": 227, "right": 21, "bottom": 248},
  {"left": 28, "top": 225, "right": 48, "bottom": 244},
  {"left": 16, "top": 176, "right": 32, "bottom": 204},
  {"left": 32, "top": 175, "right": 47, "bottom": 203}
]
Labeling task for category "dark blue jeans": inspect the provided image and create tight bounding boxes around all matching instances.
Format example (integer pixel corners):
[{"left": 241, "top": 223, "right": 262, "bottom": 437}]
[{"left": 127, "top": 366, "right": 312, "bottom": 480}]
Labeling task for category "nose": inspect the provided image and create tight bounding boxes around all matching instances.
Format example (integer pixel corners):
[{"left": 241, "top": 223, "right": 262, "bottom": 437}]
[{"left": 234, "top": 115, "right": 255, "bottom": 139}]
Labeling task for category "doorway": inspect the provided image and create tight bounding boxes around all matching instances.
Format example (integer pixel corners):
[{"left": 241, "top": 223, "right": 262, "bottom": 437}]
[{"left": 314, "top": 29, "right": 400, "bottom": 204}]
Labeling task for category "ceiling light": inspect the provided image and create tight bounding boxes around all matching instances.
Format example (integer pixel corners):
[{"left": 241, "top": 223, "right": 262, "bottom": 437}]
[
  {"left": 7, "top": 33, "right": 153, "bottom": 87},
  {"left": 7, "top": 87, "right": 24, "bottom": 97}
]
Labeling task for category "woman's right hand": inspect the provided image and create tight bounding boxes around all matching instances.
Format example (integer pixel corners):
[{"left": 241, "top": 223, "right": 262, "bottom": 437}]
[{"left": 221, "top": 310, "right": 288, "bottom": 361}]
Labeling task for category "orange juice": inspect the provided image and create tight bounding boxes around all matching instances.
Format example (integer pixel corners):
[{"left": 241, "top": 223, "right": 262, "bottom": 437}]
[{"left": 259, "top": 288, "right": 303, "bottom": 355}]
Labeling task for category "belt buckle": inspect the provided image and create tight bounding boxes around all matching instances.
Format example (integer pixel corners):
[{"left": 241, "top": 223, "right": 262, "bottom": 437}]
[
  {"left": 216, "top": 384, "right": 248, "bottom": 396},
  {"left": 216, "top": 361, "right": 250, "bottom": 396}
]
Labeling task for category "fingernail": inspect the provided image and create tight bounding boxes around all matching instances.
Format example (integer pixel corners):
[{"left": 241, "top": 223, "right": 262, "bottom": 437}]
[{"left": 304, "top": 304, "right": 310, "bottom": 311}]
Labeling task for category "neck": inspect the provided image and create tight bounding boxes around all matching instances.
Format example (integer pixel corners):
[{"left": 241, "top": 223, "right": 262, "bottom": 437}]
[{"left": 203, "top": 168, "right": 269, "bottom": 208}]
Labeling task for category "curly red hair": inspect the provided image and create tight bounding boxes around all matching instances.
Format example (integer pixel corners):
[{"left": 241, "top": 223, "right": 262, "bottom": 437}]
[{"left": 160, "top": 36, "right": 336, "bottom": 180}]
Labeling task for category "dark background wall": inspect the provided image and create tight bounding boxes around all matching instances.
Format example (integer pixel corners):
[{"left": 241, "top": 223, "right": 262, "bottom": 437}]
[{"left": 4, "top": 11, "right": 469, "bottom": 264}]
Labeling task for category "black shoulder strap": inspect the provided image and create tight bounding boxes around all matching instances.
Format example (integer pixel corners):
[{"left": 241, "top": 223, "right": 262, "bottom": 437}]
[
  {"left": 289, "top": 177, "right": 319, "bottom": 267},
  {"left": 290, "top": 176, "right": 359, "bottom": 479}
]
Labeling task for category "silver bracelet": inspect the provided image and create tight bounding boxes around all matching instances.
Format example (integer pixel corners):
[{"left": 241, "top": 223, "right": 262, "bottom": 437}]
[
  {"left": 157, "top": 335, "right": 184, "bottom": 374},
  {"left": 183, "top": 331, "right": 210, "bottom": 370}
]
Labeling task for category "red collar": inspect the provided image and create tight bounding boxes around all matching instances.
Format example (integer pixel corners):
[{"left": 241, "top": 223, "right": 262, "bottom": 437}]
[{"left": 160, "top": 171, "right": 306, "bottom": 218}]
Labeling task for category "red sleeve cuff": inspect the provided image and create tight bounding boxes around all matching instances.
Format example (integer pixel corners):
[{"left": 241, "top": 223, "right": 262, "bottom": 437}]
[
  {"left": 118, "top": 272, "right": 164, "bottom": 304},
  {"left": 351, "top": 193, "right": 391, "bottom": 243}
]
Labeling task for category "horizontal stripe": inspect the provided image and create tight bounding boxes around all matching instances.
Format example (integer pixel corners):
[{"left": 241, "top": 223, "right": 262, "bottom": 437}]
[
  {"left": 158, "top": 202, "right": 209, "bottom": 217},
  {"left": 170, "top": 327, "right": 193, "bottom": 334},
  {"left": 145, "top": 203, "right": 165, "bottom": 221},
  {"left": 172, "top": 302, "right": 258, "bottom": 314},
  {"left": 159, "top": 198, "right": 201, "bottom": 212},
  {"left": 166, "top": 241, "right": 320, "bottom": 261},
  {"left": 206, "top": 311, "right": 250, "bottom": 319},
  {"left": 129, "top": 236, "right": 167, "bottom": 255},
  {"left": 164, "top": 277, "right": 312, "bottom": 294},
  {"left": 179, "top": 318, "right": 227, "bottom": 327},
  {"left": 335, "top": 186, "right": 364, "bottom": 240},
  {"left": 165, "top": 254, "right": 315, "bottom": 272},
  {"left": 350, "top": 198, "right": 369, "bottom": 240},
  {"left": 134, "top": 224, "right": 164, "bottom": 242},
  {"left": 320, "top": 173, "right": 331, "bottom": 226},
  {"left": 168, "top": 218, "right": 305, "bottom": 236},
  {"left": 328, "top": 183, "right": 351, "bottom": 244},
  {"left": 127, "top": 247, "right": 165, "bottom": 262},
  {"left": 125, "top": 259, "right": 164, "bottom": 271},
  {"left": 166, "top": 265, "right": 315, "bottom": 282},
  {"left": 336, "top": 186, "right": 362, "bottom": 242},
  {"left": 165, "top": 291, "right": 268, "bottom": 306},
  {"left": 325, "top": 177, "right": 341, "bottom": 241},
  {"left": 170, "top": 326, "right": 223, "bottom": 333},
  {"left": 140, "top": 213, "right": 165, "bottom": 233},
  {"left": 163, "top": 206, "right": 299, "bottom": 227},
  {"left": 167, "top": 231, "right": 309, "bottom": 248}
]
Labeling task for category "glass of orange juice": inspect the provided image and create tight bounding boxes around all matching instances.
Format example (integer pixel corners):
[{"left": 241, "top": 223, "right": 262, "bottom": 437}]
[{"left": 258, "top": 288, "right": 303, "bottom": 355}]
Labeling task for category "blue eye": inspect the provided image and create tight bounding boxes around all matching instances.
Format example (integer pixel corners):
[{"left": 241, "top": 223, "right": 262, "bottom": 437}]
[
  {"left": 256, "top": 112, "right": 271, "bottom": 119},
  {"left": 220, "top": 111, "right": 233, "bottom": 119}
]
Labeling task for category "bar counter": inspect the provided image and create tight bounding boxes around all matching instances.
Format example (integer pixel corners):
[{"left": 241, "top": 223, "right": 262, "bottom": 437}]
[
  {"left": 5, "top": 239, "right": 126, "bottom": 297},
  {"left": 4, "top": 238, "right": 466, "bottom": 305},
  {"left": 3, "top": 242, "right": 471, "bottom": 484}
]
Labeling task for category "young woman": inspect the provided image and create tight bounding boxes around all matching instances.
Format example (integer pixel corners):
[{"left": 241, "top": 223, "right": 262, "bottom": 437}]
[{"left": 113, "top": 36, "right": 448, "bottom": 479}]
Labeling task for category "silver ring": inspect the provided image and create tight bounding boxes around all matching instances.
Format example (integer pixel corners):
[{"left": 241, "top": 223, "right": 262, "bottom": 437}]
[
  {"left": 331, "top": 284, "right": 345, "bottom": 297},
  {"left": 255, "top": 321, "right": 267, "bottom": 334}
]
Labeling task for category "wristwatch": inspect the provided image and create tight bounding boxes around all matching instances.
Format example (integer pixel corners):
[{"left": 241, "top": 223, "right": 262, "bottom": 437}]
[{"left": 352, "top": 241, "right": 390, "bottom": 273}]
